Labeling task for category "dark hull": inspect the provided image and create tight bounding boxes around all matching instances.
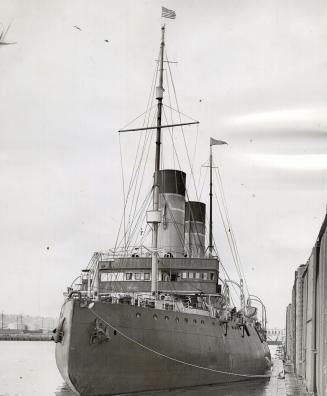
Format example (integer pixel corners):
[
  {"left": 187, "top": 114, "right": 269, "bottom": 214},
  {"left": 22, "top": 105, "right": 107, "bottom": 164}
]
[{"left": 56, "top": 300, "right": 270, "bottom": 396}]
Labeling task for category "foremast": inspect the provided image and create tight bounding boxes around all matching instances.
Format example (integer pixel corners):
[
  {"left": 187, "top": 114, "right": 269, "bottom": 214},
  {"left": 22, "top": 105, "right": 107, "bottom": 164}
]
[
  {"left": 151, "top": 25, "right": 165, "bottom": 296},
  {"left": 140, "top": 26, "right": 198, "bottom": 297}
]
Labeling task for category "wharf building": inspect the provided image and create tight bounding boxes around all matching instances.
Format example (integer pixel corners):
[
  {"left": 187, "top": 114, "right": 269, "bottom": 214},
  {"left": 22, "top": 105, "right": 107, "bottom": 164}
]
[
  {"left": 285, "top": 212, "right": 327, "bottom": 396},
  {"left": 266, "top": 328, "right": 286, "bottom": 344}
]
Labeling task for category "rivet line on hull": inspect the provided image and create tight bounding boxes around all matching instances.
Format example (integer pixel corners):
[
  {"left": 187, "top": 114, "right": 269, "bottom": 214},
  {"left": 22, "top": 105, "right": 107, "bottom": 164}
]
[{"left": 89, "top": 308, "right": 272, "bottom": 379}]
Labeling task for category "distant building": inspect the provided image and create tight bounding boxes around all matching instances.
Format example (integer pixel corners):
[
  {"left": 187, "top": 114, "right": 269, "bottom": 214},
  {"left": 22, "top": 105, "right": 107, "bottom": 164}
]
[
  {"left": 6, "top": 322, "right": 27, "bottom": 331},
  {"left": 266, "top": 328, "right": 286, "bottom": 344}
]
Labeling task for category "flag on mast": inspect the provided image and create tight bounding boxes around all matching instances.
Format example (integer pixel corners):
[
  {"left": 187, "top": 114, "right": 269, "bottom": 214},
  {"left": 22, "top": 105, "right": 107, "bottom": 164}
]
[
  {"left": 210, "top": 137, "right": 228, "bottom": 146},
  {"left": 161, "top": 6, "right": 176, "bottom": 19}
]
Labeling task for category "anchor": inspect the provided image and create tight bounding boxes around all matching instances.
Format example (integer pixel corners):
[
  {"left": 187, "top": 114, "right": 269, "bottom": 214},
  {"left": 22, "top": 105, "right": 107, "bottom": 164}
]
[{"left": 90, "top": 318, "right": 111, "bottom": 344}]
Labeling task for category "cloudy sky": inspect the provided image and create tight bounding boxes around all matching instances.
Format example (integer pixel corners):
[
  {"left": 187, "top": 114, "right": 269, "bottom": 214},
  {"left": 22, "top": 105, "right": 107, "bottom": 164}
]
[{"left": 1, "top": 0, "right": 327, "bottom": 328}]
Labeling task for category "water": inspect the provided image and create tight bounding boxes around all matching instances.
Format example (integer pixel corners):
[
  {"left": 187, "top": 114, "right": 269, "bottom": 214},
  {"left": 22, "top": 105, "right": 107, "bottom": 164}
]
[{"left": 0, "top": 342, "right": 279, "bottom": 396}]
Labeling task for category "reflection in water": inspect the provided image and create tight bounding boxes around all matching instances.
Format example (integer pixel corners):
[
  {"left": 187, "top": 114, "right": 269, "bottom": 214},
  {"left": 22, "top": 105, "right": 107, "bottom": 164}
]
[
  {"left": 1, "top": 341, "right": 278, "bottom": 396},
  {"left": 55, "top": 383, "right": 76, "bottom": 395},
  {"left": 55, "top": 378, "right": 272, "bottom": 396},
  {"left": 121, "top": 379, "right": 272, "bottom": 396}
]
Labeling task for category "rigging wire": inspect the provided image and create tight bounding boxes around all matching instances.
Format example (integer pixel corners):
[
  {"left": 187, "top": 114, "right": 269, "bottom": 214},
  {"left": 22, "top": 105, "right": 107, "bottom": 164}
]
[
  {"left": 213, "top": 188, "right": 242, "bottom": 279},
  {"left": 128, "top": 121, "right": 155, "bottom": 240},
  {"left": 165, "top": 51, "right": 200, "bottom": 201},
  {"left": 163, "top": 103, "right": 199, "bottom": 123},
  {"left": 199, "top": 164, "right": 209, "bottom": 202},
  {"left": 164, "top": 70, "right": 176, "bottom": 168},
  {"left": 127, "top": 192, "right": 153, "bottom": 250},
  {"left": 214, "top": 166, "right": 250, "bottom": 296},
  {"left": 116, "top": 188, "right": 152, "bottom": 252},
  {"left": 118, "top": 133, "right": 127, "bottom": 251},
  {"left": 114, "top": 52, "right": 160, "bottom": 251},
  {"left": 188, "top": 122, "right": 200, "bottom": 192}
]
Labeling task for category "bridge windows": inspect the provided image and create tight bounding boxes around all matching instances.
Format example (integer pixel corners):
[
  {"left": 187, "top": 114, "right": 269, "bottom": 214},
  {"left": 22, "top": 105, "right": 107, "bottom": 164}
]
[
  {"left": 100, "top": 271, "right": 152, "bottom": 282},
  {"left": 100, "top": 270, "right": 215, "bottom": 282}
]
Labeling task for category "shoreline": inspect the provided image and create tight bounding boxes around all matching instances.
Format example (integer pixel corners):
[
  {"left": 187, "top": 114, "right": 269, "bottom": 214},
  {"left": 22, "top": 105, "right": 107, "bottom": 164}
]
[{"left": 0, "top": 334, "right": 52, "bottom": 341}]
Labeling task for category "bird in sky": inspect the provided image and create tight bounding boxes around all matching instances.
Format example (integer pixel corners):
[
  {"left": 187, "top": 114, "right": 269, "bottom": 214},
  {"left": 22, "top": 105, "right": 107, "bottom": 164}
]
[
  {"left": 72, "top": 25, "right": 110, "bottom": 45},
  {"left": 0, "top": 23, "right": 17, "bottom": 46}
]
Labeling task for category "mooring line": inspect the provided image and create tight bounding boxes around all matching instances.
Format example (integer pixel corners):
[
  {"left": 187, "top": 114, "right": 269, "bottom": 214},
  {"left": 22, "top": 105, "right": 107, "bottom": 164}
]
[{"left": 89, "top": 307, "right": 273, "bottom": 379}]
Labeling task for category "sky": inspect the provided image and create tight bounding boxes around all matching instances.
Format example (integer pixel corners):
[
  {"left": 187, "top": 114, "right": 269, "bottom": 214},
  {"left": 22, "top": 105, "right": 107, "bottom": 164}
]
[{"left": 1, "top": 0, "right": 327, "bottom": 328}]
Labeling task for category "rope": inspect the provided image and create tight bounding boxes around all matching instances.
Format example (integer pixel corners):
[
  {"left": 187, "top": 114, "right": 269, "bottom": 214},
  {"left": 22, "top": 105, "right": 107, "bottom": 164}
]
[{"left": 88, "top": 307, "right": 272, "bottom": 379}]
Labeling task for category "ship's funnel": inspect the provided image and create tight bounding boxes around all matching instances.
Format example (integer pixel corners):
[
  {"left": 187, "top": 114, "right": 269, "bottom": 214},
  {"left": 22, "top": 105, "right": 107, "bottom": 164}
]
[
  {"left": 157, "top": 169, "right": 186, "bottom": 258},
  {"left": 185, "top": 201, "right": 206, "bottom": 258}
]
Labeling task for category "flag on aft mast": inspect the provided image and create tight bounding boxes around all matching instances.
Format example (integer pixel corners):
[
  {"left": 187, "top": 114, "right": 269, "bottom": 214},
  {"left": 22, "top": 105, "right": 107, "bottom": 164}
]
[
  {"left": 161, "top": 6, "right": 176, "bottom": 19},
  {"left": 210, "top": 137, "right": 228, "bottom": 146}
]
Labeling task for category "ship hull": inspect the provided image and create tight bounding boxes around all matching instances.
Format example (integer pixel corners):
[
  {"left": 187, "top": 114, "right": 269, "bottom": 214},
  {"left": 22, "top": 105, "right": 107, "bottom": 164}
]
[{"left": 56, "top": 299, "right": 270, "bottom": 396}]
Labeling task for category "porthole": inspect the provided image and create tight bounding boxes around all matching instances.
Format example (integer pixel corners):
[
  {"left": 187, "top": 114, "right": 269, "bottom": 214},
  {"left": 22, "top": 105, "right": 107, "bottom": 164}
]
[
  {"left": 113, "top": 330, "right": 117, "bottom": 335},
  {"left": 201, "top": 320, "right": 205, "bottom": 324},
  {"left": 184, "top": 318, "right": 188, "bottom": 323},
  {"left": 136, "top": 312, "right": 141, "bottom": 318},
  {"left": 165, "top": 316, "right": 169, "bottom": 320},
  {"left": 175, "top": 317, "right": 179, "bottom": 323},
  {"left": 153, "top": 314, "right": 158, "bottom": 320},
  {"left": 193, "top": 319, "right": 197, "bottom": 324}
]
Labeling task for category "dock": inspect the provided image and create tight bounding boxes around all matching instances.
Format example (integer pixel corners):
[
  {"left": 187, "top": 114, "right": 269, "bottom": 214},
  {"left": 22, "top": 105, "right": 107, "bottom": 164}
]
[
  {"left": 0, "top": 332, "right": 52, "bottom": 341},
  {"left": 266, "top": 358, "right": 310, "bottom": 396}
]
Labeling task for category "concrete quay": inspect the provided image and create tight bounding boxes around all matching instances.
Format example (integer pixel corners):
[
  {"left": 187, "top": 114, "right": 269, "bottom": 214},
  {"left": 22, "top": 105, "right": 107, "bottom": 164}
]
[
  {"left": 0, "top": 333, "right": 52, "bottom": 341},
  {"left": 284, "top": 363, "right": 311, "bottom": 396},
  {"left": 267, "top": 359, "right": 310, "bottom": 396}
]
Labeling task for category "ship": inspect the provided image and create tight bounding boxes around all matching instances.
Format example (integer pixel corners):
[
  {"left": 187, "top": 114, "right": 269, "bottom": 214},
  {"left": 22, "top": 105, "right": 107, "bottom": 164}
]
[{"left": 54, "top": 22, "right": 271, "bottom": 396}]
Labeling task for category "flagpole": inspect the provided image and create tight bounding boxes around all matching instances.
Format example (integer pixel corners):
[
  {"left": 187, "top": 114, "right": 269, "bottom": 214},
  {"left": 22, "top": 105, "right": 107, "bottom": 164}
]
[
  {"left": 208, "top": 138, "right": 227, "bottom": 257},
  {"left": 209, "top": 143, "right": 213, "bottom": 257}
]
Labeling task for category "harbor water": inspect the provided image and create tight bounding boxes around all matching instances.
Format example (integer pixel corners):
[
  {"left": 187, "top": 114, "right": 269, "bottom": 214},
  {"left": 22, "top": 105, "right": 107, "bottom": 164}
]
[{"left": 0, "top": 341, "right": 278, "bottom": 396}]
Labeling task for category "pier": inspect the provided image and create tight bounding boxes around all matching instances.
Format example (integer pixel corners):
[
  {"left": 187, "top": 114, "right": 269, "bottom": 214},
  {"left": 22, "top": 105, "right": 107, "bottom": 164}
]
[
  {"left": 0, "top": 332, "right": 52, "bottom": 341},
  {"left": 268, "top": 358, "right": 308, "bottom": 396},
  {"left": 285, "top": 212, "right": 327, "bottom": 396}
]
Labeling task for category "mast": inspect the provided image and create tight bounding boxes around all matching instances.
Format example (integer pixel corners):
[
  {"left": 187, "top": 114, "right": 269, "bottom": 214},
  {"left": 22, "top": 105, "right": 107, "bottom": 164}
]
[
  {"left": 208, "top": 138, "right": 227, "bottom": 257},
  {"left": 151, "top": 25, "right": 165, "bottom": 296},
  {"left": 209, "top": 144, "right": 213, "bottom": 257}
]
